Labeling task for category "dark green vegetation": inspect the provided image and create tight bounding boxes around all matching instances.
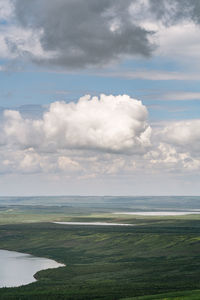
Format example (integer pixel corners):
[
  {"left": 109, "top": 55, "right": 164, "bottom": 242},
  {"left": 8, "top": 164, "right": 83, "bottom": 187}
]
[
  {"left": 122, "top": 289, "right": 200, "bottom": 299},
  {"left": 1, "top": 217, "right": 200, "bottom": 299},
  {"left": 1, "top": 196, "right": 200, "bottom": 299}
]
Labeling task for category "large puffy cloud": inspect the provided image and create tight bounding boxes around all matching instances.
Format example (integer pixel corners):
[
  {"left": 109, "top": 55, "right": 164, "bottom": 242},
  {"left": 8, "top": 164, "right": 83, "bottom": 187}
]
[
  {"left": 3, "top": 94, "right": 200, "bottom": 176},
  {"left": 0, "top": 94, "right": 152, "bottom": 176},
  {"left": 3, "top": 94, "right": 151, "bottom": 153}
]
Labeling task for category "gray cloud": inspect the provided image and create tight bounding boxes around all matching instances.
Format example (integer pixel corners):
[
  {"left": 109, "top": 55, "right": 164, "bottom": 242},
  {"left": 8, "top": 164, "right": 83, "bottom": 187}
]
[
  {"left": 11, "top": 0, "right": 154, "bottom": 69},
  {"left": 4, "top": 0, "right": 200, "bottom": 69},
  {"left": 147, "top": 0, "right": 200, "bottom": 26}
]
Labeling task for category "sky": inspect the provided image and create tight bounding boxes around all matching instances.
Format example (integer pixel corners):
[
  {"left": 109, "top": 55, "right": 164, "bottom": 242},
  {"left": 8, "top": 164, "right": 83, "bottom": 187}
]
[{"left": 1, "top": 0, "right": 200, "bottom": 196}]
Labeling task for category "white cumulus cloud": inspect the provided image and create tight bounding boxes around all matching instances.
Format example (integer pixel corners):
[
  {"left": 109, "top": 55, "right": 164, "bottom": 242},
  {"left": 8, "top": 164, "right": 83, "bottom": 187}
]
[
  {"left": 161, "top": 120, "right": 200, "bottom": 153},
  {"left": 0, "top": 94, "right": 154, "bottom": 177},
  {"left": 3, "top": 94, "right": 152, "bottom": 154},
  {"left": 3, "top": 94, "right": 200, "bottom": 177}
]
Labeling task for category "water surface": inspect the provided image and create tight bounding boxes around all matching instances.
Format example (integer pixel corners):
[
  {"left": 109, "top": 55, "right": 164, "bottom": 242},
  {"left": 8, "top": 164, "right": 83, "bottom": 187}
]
[
  {"left": 0, "top": 250, "right": 64, "bottom": 288},
  {"left": 113, "top": 211, "right": 200, "bottom": 216},
  {"left": 54, "top": 221, "right": 133, "bottom": 226}
]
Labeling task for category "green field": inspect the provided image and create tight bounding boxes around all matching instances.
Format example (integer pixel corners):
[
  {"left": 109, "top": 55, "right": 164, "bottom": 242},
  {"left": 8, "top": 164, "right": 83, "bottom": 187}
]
[{"left": 0, "top": 203, "right": 200, "bottom": 299}]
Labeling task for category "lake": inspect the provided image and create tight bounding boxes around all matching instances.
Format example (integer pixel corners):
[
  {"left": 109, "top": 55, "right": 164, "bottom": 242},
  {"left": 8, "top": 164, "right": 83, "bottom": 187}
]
[
  {"left": 0, "top": 250, "right": 64, "bottom": 288},
  {"left": 54, "top": 221, "right": 133, "bottom": 226},
  {"left": 113, "top": 211, "right": 200, "bottom": 216}
]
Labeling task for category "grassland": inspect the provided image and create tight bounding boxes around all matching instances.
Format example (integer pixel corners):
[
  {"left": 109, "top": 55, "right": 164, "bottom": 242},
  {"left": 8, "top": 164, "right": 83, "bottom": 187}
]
[{"left": 0, "top": 204, "right": 200, "bottom": 299}]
